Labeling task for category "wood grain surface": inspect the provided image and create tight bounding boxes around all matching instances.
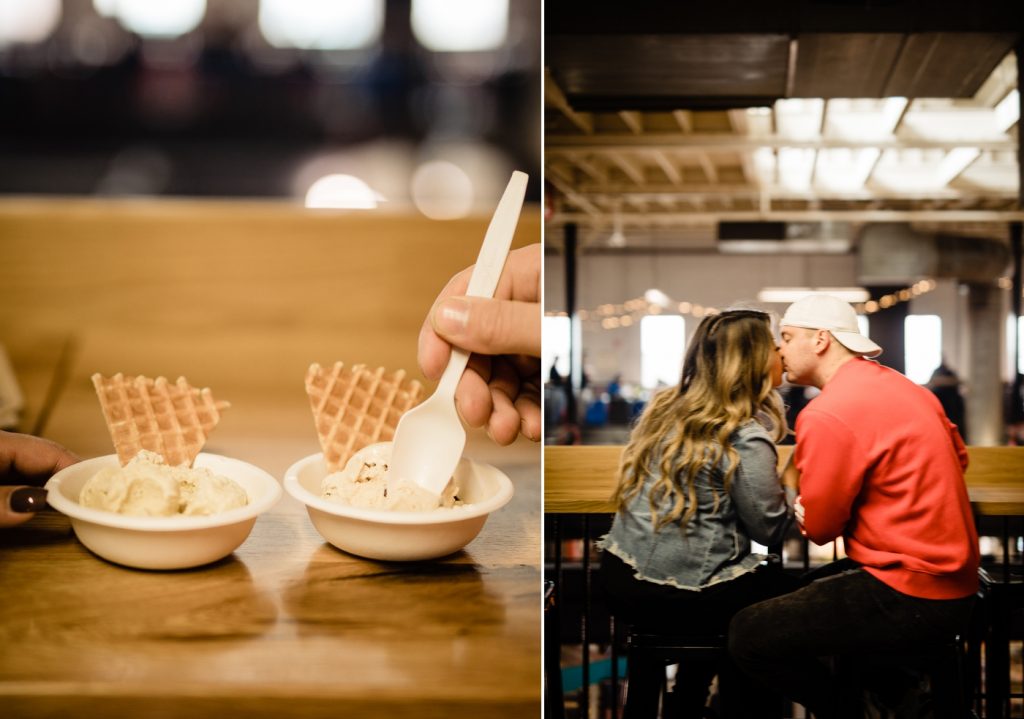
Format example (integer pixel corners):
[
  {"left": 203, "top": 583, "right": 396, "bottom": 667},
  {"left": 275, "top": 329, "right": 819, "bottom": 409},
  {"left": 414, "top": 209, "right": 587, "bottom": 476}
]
[
  {"left": 0, "top": 199, "right": 542, "bottom": 718},
  {"left": 544, "top": 444, "right": 1024, "bottom": 516}
]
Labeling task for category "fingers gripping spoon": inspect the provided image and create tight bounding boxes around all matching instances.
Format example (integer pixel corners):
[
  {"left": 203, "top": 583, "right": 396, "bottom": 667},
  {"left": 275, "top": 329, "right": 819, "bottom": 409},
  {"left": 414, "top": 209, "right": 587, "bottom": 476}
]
[{"left": 390, "top": 171, "right": 529, "bottom": 500}]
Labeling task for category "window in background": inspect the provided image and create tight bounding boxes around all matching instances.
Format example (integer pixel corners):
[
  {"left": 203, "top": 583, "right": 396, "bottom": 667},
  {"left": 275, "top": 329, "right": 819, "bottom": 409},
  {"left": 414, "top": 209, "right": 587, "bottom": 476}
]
[
  {"left": 542, "top": 316, "right": 570, "bottom": 383},
  {"left": 905, "top": 315, "right": 942, "bottom": 384},
  {"left": 411, "top": 0, "right": 508, "bottom": 52},
  {"left": 258, "top": 0, "right": 384, "bottom": 50},
  {"left": 641, "top": 315, "right": 685, "bottom": 389},
  {"left": 1017, "top": 316, "right": 1024, "bottom": 376}
]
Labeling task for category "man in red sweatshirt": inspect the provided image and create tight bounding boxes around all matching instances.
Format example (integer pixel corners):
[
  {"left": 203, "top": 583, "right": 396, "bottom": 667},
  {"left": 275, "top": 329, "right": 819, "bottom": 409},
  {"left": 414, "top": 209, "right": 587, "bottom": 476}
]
[{"left": 728, "top": 294, "right": 979, "bottom": 718}]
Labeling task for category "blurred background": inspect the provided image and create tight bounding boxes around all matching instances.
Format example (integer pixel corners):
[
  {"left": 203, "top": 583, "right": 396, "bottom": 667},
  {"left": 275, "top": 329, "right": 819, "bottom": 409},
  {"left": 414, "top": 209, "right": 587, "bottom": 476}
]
[{"left": 0, "top": 0, "right": 541, "bottom": 213}]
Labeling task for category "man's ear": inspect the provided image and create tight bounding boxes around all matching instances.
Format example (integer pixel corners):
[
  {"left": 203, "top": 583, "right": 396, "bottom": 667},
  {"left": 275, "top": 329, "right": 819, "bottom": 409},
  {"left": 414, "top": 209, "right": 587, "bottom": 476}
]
[{"left": 814, "top": 329, "right": 832, "bottom": 355}]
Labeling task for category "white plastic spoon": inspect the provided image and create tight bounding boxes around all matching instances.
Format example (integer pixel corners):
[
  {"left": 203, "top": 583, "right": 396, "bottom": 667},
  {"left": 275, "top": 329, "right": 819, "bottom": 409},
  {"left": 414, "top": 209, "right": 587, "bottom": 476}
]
[{"left": 389, "top": 170, "right": 529, "bottom": 499}]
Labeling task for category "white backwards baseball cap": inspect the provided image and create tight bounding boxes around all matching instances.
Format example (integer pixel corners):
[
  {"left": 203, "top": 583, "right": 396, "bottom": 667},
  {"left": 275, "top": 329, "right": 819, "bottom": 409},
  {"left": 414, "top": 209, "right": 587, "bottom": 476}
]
[{"left": 781, "top": 294, "right": 883, "bottom": 357}]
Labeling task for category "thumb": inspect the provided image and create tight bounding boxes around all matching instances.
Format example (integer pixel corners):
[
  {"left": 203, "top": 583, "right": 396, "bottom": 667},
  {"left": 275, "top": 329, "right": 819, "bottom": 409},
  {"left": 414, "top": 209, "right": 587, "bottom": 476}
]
[
  {"left": 0, "top": 486, "right": 48, "bottom": 528},
  {"left": 431, "top": 296, "right": 540, "bottom": 357}
]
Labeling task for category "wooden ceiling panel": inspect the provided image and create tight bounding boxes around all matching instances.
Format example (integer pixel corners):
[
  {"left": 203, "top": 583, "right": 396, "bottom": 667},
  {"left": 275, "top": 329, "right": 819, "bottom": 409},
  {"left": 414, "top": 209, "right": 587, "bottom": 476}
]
[
  {"left": 547, "top": 34, "right": 790, "bottom": 110},
  {"left": 792, "top": 34, "right": 904, "bottom": 98},
  {"left": 885, "top": 33, "right": 1018, "bottom": 97}
]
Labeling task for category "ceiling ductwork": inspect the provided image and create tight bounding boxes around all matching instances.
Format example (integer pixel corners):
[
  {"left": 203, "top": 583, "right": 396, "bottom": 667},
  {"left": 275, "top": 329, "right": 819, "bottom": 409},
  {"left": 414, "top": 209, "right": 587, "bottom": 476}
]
[{"left": 858, "top": 223, "right": 1010, "bottom": 284}]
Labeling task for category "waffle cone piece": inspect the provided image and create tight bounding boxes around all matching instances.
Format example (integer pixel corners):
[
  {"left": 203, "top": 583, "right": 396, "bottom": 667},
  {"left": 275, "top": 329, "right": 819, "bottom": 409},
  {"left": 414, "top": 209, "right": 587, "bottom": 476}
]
[
  {"left": 92, "top": 373, "right": 230, "bottom": 467},
  {"left": 305, "top": 362, "right": 424, "bottom": 473}
]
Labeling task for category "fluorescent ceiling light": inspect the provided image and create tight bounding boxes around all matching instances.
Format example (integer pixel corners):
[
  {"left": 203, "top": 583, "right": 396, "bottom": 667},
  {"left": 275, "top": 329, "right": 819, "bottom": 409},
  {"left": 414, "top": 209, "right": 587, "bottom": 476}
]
[
  {"left": 758, "top": 287, "right": 870, "bottom": 303},
  {"left": 720, "top": 239, "right": 850, "bottom": 254},
  {"left": 825, "top": 97, "right": 907, "bottom": 141},
  {"left": 777, "top": 147, "right": 815, "bottom": 191},
  {"left": 994, "top": 90, "right": 1020, "bottom": 133},
  {"left": 815, "top": 148, "right": 880, "bottom": 192},
  {"left": 775, "top": 99, "right": 824, "bottom": 140},
  {"left": 902, "top": 107, "right": 1006, "bottom": 142}
]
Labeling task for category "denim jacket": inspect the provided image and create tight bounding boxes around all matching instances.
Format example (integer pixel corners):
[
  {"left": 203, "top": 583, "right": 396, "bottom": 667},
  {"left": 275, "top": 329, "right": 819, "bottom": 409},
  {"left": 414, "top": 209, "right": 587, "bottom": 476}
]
[{"left": 599, "top": 419, "right": 794, "bottom": 591}]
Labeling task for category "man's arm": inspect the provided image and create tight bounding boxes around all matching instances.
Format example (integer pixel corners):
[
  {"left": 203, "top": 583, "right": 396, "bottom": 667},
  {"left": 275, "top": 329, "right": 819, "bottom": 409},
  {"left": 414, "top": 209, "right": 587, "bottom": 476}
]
[{"left": 794, "top": 410, "right": 868, "bottom": 545}]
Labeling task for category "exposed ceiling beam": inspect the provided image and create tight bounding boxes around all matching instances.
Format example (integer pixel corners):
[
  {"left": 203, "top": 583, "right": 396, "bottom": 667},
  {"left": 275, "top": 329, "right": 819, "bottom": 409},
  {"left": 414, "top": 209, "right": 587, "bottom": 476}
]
[
  {"left": 607, "top": 152, "right": 645, "bottom": 185},
  {"left": 651, "top": 151, "right": 682, "bottom": 184},
  {"left": 551, "top": 209, "right": 1024, "bottom": 225},
  {"left": 619, "top": 111, "right": 643, "bottom": 134},
  {"left": 546, "top": 134, "right": 1016, "bottom": 152},
  {"left": 544, "top": 68, "right": 594, "bottom": 134},
  {"left": 672, "top": 110, "right": 693, "bottom": 133},
  {"left": 567, "top": 153, "right": 606, "bottom": 183},
  {"left": 546, "top": 174, "right": 602, "bottom": 217},
  {"left": 569, "top": 185, "right": 1018, "bottom": 201},
  {"left": 697, "top": 153, "right": 719, "bottom": 184}
]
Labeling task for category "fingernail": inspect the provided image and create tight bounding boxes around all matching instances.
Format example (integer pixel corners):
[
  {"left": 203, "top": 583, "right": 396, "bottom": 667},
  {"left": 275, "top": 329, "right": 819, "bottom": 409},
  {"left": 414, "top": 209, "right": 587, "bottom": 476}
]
[
  {"left": 434, "top": 298, "right": 471, "bottom": 335},
  {"left": 520, "top": 418, "right": 534, "bottom": 442},
  {"left": 10, "top": 487, "right": 47, "bottom": 513}
]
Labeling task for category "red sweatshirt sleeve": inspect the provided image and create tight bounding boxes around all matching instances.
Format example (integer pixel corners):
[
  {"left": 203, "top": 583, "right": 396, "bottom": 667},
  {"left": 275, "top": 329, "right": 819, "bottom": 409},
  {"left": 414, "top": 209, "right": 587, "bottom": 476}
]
[
  {"left": 794, "top": 408, "right": 868, "bottom": 545},
  {"left": 948, "top": 417, "right": 968, "bottom": 472}
]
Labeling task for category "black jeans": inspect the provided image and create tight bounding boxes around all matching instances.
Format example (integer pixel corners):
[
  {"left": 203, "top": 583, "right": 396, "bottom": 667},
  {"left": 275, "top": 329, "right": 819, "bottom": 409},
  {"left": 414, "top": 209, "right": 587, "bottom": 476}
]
[
  {"left": 601, "top": 551, "right": 799, "bottom": 718},
  {"left": 728, "top": 559, "right": 975, "bottom": 719}
]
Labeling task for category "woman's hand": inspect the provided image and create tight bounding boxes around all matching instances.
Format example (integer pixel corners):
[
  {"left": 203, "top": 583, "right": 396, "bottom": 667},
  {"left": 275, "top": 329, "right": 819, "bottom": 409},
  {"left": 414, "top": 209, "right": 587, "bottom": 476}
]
[{"left": 0, "top": 431, "right": 79, "bottom": 527}]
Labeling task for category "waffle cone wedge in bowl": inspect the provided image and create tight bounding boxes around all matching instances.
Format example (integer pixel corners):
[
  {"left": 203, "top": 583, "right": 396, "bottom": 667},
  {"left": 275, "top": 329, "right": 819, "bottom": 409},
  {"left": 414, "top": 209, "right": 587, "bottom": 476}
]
[
  {"left": 288, "top": 361, "right": 513, "bottom": 561},
  {"left": 44, "top": 373, "right": 281, "bottom": 570},
  {"left": 92, "top": 373, "right": 230, "bottom": 468},
  {"left": 305, "top": 362, "right": 423, "bottom": 473}
]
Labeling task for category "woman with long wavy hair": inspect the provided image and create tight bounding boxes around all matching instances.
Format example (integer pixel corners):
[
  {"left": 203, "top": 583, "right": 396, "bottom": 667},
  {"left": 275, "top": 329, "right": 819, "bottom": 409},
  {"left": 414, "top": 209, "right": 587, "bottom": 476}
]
[{"left": 599, "top": 309, "right": 798, "bottom": 718}]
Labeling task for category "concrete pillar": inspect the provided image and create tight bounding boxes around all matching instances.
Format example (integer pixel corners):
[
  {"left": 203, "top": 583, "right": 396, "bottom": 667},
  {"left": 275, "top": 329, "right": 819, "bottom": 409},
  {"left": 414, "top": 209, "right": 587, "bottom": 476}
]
[{"left": 966, "top": 282, "right": 1005, "bottom": 445}]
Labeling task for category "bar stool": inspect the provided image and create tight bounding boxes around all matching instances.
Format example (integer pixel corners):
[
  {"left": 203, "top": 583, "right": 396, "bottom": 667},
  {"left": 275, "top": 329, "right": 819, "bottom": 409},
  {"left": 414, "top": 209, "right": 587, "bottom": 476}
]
[
  {"left": 839, "top": 636, "right": 973, "bottom": 719},
  {"left": 623, "top": 631, "right": 725, "bottom": 719},
  {"left": 975, "top": 566, "right": 1024, "bottom": 719}
]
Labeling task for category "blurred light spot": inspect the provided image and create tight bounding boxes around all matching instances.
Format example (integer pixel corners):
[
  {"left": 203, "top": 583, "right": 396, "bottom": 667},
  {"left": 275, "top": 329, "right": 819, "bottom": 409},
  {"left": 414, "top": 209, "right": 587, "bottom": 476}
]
[
  {"left": 305, "top": 174, "right": 383, "bottom": 209},
  {"left": 0, "top": 0, "right": 61, "bottom": 47},
  {"left": 95, "top": 146, "right": 172, "bottom": 196},
  {"left": 411, "top": 0, "right": 507, "bottom": 52},
  {"left": 98, "top": 0, "right": 206, "bottom": 38},
  {"left": 411, "top": 161, "right": 473, "bottom": 219},
  {"left": 259, "top": 0, "right": 383, "bottom": 50},
  {"left": 93, "top": 0, "right": 117, "bottom": 17},
  {"left": 71, "top": 19, "right": 118, "bottom": 66},
  {"left": 291, "top": 142, "right": 415, "bottom": 210}
]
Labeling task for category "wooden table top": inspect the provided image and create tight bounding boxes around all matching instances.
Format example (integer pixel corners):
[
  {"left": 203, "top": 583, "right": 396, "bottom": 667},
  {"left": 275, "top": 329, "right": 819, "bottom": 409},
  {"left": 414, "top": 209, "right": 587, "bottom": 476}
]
[
  {"left": 544, "top": 444, "right": 1024, "bottom": 516},
  {"left": 0, "top": 201, "right": 542, "bottom": 718},
  {"left": 2, "top": 437, "right": 540, "bottom": 719}
]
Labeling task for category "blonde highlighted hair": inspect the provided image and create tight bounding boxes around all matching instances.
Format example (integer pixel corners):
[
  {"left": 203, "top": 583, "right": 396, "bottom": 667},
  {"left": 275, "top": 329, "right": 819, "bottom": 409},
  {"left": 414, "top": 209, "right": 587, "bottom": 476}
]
[{"left": 615, "top": 310, "right": 787, "bottom": 531}]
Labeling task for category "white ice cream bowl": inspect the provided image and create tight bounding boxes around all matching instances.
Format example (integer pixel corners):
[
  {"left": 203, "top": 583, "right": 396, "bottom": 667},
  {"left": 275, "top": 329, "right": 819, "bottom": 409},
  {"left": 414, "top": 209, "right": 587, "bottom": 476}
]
[
  {"left": 45, "top": 453, "right": 282, "bottom": 570},
  {"left": 284, "top": 445, "right": 514, "bottom": 561}
]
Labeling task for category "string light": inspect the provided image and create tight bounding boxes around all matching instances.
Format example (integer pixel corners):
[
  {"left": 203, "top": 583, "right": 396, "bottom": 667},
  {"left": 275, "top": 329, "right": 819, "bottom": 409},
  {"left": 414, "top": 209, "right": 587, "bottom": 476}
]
[{"left": 545, "top": 279, "right": 939, "bottom": 329}]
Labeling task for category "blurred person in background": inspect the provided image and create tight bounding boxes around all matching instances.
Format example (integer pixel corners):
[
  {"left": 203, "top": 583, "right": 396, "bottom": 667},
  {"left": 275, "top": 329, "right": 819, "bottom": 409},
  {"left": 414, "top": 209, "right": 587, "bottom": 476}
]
[{"left": 927, "top": 362, "right": 967, "bottom": 438}]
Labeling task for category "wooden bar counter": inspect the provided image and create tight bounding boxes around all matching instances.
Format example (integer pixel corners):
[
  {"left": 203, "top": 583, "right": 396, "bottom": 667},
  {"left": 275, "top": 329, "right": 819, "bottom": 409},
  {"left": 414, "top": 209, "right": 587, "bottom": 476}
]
[
  {"left": 0, "top": 199, "right": 543, "bottom": 718},
  {"left": 544, "top": 444, "right": 1024, "bottom": 516}
]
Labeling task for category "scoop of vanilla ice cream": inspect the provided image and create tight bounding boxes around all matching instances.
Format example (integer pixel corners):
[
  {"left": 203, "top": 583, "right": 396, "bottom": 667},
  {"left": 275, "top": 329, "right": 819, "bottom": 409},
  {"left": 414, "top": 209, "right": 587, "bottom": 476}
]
[
  {"left": 321, "top": 441, "right": 462, "bottom": 512},
  {"left": 179, "top": 472, "right": 248, "bottom": 515},
  {"left": 80, "top": 450, "right": 248, "bottom": 517}
]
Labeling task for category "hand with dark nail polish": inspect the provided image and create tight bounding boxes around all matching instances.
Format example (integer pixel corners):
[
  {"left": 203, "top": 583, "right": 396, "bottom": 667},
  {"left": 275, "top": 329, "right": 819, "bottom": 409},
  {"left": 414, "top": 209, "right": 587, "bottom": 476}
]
[{"left": 1, "top": 430, "right": 80, "bottom": 528}]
